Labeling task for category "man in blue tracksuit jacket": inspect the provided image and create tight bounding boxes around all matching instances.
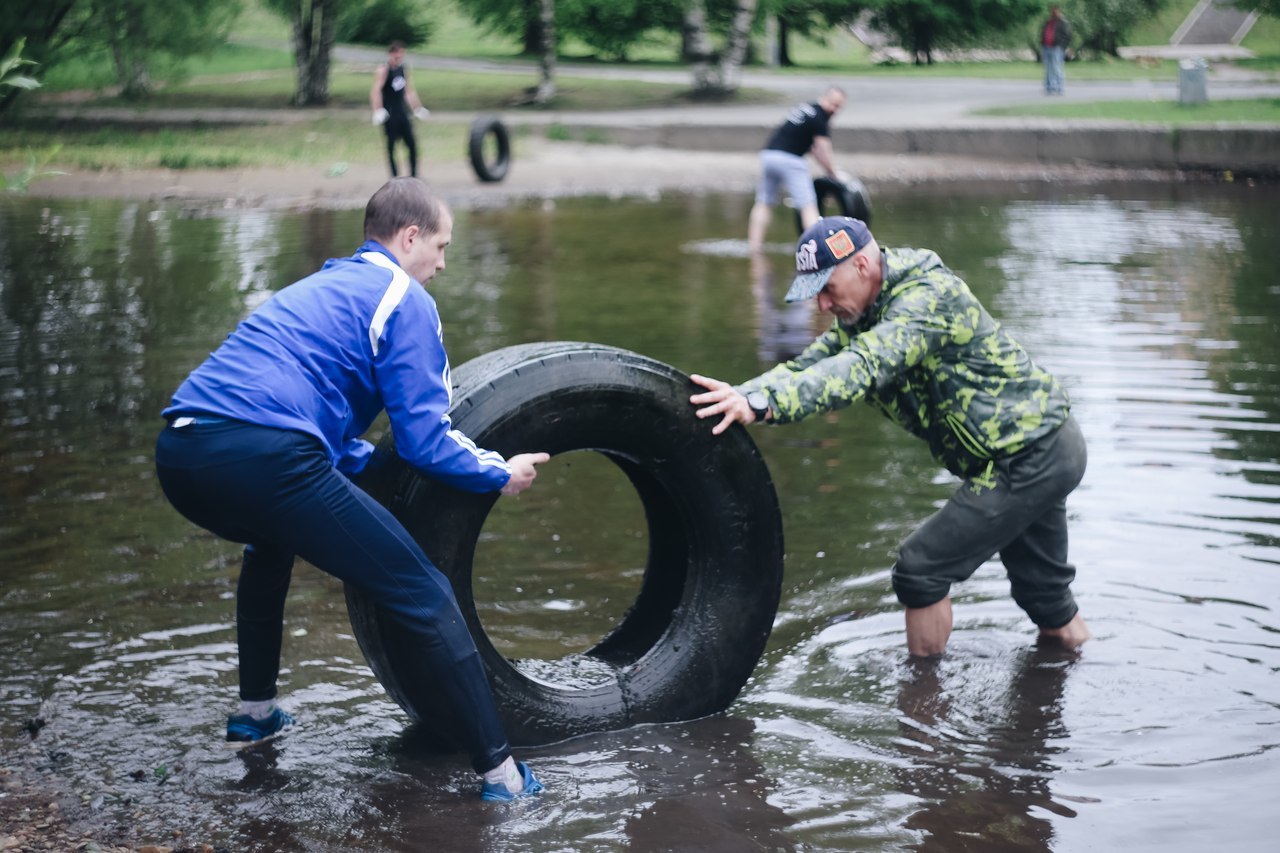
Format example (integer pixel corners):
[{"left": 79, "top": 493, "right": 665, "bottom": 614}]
[{"left": 155, "top": 178, "right": 546, "bottom": 801}]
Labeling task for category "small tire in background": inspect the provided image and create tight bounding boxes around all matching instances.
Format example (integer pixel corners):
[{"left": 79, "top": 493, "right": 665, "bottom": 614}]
[
  {"left": 795, "top": 175, "right": 873, "bottom": 234},
  {"left": 346, "top": 342, "right": 785, "bottom": 747},
  {"left": 468, "top": 116, "right": 511, "bottom": 183}
]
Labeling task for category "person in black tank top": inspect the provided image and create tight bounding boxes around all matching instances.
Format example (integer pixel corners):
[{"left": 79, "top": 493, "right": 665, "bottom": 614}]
[{"left": 370, "top": 41, "right": 431, "bottom": 177}]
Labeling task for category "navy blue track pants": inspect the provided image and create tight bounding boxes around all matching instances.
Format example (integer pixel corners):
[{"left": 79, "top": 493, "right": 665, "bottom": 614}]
[{"left": 154, "top": 418, "right": 510, "bottom": 774}]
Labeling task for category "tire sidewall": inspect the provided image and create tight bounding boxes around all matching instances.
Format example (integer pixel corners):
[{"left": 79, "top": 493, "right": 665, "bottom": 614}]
[
  {"left": 468, "top": 116, "right": 511, "bottom": 183},
  {"left": 350, "top": 345, "right": 784, "bottom": 746}
]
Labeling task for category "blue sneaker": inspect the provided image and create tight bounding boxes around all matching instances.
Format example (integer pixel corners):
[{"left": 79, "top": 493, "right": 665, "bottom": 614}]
[
  {"left": 480, "top": 761, "right": 544, "bottom": 802},
  {"left": 226, "top": 707, "right": 294, "bottom": 744}
]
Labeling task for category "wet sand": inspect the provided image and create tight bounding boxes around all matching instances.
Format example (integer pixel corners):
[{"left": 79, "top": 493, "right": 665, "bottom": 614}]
[{"left": 23, "top": 137, "right": 1185, "bottom": 212}]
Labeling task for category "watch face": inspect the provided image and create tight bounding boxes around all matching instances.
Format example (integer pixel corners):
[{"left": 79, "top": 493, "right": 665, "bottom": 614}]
[{"left": 748, "top": 392, "right": 768, "bottom": 414}]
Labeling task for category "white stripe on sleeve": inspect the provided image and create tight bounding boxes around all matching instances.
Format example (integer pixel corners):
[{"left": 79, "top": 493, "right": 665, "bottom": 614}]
[
  {"left": 442, "top": 416, "right": 510, "bottom": 470},
  {"left": 362, "top": 251, "right": 411, "bottom": 357}
]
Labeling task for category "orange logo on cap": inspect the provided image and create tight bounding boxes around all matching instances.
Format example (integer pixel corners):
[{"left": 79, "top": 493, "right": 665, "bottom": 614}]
[{"left": 825, "top": 230, "right": 856, "bottom": 259}]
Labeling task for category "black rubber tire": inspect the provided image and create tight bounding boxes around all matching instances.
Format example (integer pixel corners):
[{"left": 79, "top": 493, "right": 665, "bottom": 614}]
[
  {"left": 795, "top": 175, "right": 873, "bottom": 234},
  {"left": 467, "top": 116, "right": 511, "bottom": 183},
  {"left": 345, "top": 342, "right": 784, "bottom": 747}
]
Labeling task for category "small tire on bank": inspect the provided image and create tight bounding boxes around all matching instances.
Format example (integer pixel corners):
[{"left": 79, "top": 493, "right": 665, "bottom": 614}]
[
  {"left": 467, "top": 116, "right": 511, "bottom": 183},
  {"left": 795, "top": 175, "right": 873, "bottom": 234},
  {"left": 345, "top": 342, "right": 785, "bottom": 747}
]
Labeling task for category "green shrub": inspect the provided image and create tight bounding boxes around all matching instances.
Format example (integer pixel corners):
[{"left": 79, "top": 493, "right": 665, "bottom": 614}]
[{"left": 337, "top": 0, "right": 434, "bottom": 48}]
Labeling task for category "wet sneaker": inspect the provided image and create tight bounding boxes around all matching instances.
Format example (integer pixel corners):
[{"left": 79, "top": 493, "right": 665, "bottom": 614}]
[
  {"left": 226, "top": 707, "right": 294, "bottom": 744},
  {"left": 480, "top": 761, "right": 544, "bottom": 802}
]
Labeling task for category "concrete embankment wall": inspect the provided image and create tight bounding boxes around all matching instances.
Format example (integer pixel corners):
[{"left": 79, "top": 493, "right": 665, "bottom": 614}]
[{"left": 548, "top": 122, "right": 1280, "bottom": 177}]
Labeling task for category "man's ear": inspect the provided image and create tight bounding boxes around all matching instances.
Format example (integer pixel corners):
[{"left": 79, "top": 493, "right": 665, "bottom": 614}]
[
  {"left": 854, "top": 251, "right": 871, "bottom": 279},
  {"left": 399, "top": 224, "right": 420, "bottom": 250}
]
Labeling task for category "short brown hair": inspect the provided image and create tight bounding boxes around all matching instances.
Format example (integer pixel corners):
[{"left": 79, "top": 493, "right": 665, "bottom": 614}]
[{"left": 363, "top": 178, "right": 447, "bottom": 242}]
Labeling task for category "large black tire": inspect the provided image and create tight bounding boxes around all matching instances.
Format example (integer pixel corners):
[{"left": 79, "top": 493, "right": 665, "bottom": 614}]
[
  {"left": 467, "top": 116, "right": 511, "bottom": 183},
  {"left": 795, "top": 175, "right": 873, "bottom": 234},
  {"left": 345, "top": 342, "right": 785, "bottom": 747}
]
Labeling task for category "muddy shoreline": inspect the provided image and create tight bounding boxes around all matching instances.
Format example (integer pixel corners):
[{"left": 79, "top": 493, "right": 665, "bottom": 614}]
[{"left": 19, "top": 138, "right": 1211, "bottom": 213}]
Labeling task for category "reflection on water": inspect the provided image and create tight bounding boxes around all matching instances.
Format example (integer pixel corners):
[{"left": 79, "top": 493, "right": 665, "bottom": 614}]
[
  {"left": 895, "top": 646, "right": 1086, "bottom": 851},
  {"left": 1, "top": 183, "right": 1278, "bottom": 851}
]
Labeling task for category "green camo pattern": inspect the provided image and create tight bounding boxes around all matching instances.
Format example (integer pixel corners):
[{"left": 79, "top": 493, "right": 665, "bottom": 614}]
[{"left": 738, "top": 247, "right": 1069, "bottom": 478}]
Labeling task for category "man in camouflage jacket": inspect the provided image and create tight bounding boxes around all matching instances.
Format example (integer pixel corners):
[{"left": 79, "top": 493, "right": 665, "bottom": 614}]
[{"left": 691, "top": 216, "right": 1091, "bottom": 656}]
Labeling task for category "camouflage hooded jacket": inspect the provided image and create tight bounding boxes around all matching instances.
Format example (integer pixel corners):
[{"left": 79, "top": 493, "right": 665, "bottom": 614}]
[{"left": 737, "top": 247, "right": 1070, "bottom": 479}]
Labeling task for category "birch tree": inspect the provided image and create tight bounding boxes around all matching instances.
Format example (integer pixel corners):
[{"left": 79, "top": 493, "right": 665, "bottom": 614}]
[
  {"left": 687, "top": 0, "right": 757, "bottom": 96},
  {"left": 533, "top": 0, "right": 555, "bottom": 103},
  {"left": 266, "top": 0, "right": 338, "bottom": 106}
]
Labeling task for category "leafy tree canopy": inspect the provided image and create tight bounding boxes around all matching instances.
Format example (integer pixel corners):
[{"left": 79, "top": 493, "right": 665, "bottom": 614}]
[
  {"left": 1063, "top": 0, "right": 1168, "bottom": 58},
  {"left": 862, "top": 0, "right": 1043, "bottom": 64},
  {"left": 336, "top": 0, "right": 434, "bottom": 47}
]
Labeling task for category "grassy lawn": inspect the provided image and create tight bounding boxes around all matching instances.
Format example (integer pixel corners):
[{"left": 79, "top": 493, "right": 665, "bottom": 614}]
[
  {"left": 40, "top": 0, "right": 1264, "bottom": 101},
  {"left": 1239, "top": 15, "right": 1280, "bottom": 73},
  {"left": 40, "top": 42, "right": 295, "bottom": 94},
  {"left": 66, "top": 68, "right": 777, "bottom": 113},
  {"left": 781, "top": 55, "right": 1186, "bottom": 80},
  {"left": 8, "top": 0, "right": 1277, "bottom": 177},
  {"left": 978, "top": 97, "right": 1280, "bottom": 123},
  {"left": 1126, "top": 0, "right": 1201, "bottom": 46},
  {"left": 1241, "top": 13, "right": 1280, "bottom": 56},
  {"left": 0, "top": 117, "right": 479, "bottom": 172}
]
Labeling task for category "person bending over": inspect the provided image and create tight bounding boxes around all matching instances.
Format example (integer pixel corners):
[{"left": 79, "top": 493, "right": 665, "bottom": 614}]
[
  {"left": 691, "top": 216, "right": 1091, "bottom": 657},
  {"left": 748, "top": 86, "right": 848, "bottom": 253},
  {"left": 155, "top": 177, "right": 546, "bottom": 801}
]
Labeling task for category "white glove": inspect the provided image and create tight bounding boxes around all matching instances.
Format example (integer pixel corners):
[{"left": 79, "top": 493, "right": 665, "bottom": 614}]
[
  {"left": 372, "top": 107, "right": 389, "bottom": 126},
  {"left": 414, "top": 107, "right": 430, "bottom": 120}
]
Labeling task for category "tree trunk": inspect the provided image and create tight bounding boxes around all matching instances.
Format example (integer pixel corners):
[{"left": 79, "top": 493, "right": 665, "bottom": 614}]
[
  {"left": 110, "top": 39, "right": 151, "bottom": 100},
  {"left": 778, "top": 16, "right": 791, "bottom": 67},
  {"left": 521, "top": 0, "right": 544, "bottom": 56},
  {"left": 714, "top": 0, "right": 758, "bottom": 94},
  {"left": 533, "top": 0, "right": 556, "bottom": 104},
  {"left": 682, "top": 0, "right": 713, "bottom": 65},
  {"left": 291, "top": 0, "right": 334, "bottom": 106},
  {"left": 684, "top": 0, "right": 715, "bottom": 92}
]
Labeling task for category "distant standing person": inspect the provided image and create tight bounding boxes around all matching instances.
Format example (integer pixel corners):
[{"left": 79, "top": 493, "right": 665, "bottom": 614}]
[
  {"left": 371, "top": 41, "right": 431, "bottom": 177},
  {"left": 748, "top": 86, "right": 848, "bottom": 254},
  {"left": 1041, "top": 5, "right": 1072, "bottom": 95}
]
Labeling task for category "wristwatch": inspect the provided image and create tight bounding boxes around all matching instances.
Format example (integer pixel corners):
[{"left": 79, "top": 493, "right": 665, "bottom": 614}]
[{"left": 745, "top": 391, "right": 771, "bottom": 423}]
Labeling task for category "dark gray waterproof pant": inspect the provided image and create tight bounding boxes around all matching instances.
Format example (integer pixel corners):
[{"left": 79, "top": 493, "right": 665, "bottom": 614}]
[{"left": 891, "top": 416, "right": 1088, "bottom": 628}]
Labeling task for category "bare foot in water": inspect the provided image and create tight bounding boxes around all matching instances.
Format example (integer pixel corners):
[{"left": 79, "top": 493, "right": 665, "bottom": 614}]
[{"left": 1038, "top": 613, "right": 1091, "bottom": 650}]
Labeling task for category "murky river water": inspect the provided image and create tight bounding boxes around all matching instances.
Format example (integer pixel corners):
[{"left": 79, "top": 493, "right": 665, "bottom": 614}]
[{"left": 1, "top": 181, "right": 1278, "bottom": 852}]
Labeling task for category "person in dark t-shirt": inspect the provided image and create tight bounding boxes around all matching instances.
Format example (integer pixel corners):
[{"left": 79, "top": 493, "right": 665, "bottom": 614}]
[
  {"left": 748, "top": 86, "right": 847, "bottom": 253},
  {"left": 370, "top": 41, "right": 431, "bottom": 177}
]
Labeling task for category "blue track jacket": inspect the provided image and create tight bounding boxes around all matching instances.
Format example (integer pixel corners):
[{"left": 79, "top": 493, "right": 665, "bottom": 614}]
[{"left": 163, "top": 240, "right": 512, "bottom": 492}]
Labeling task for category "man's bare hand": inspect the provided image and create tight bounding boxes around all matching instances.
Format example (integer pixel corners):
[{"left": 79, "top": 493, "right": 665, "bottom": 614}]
[
  {"left": 689, "top": 374, "right": 754, "bottom": 436},
  {"left": 501, "top": 452, "right": 550, "bottom": 496}
]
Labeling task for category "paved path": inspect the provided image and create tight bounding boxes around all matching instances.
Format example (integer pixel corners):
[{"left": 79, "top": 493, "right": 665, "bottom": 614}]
[
  {"left": 33, "top": 45, "right": 1280, "bottom": 179},
  {"left": 331, "top": 45, "right": 1280, "bottom": 130},
  {"left": 474, "top": 74, "right": 1280, "bottom": 131},
  {"left": 43, "top": 65, "right": 1280, "bottom": 132},
  {"left": 1173, "top": 0, "right": 1257, "bottom": 45}
]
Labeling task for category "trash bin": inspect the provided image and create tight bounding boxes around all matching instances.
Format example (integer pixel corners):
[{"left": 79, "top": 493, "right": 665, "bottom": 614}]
[{"left": 1179, "top": 58, "right": 1208, "bottom": 105}]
